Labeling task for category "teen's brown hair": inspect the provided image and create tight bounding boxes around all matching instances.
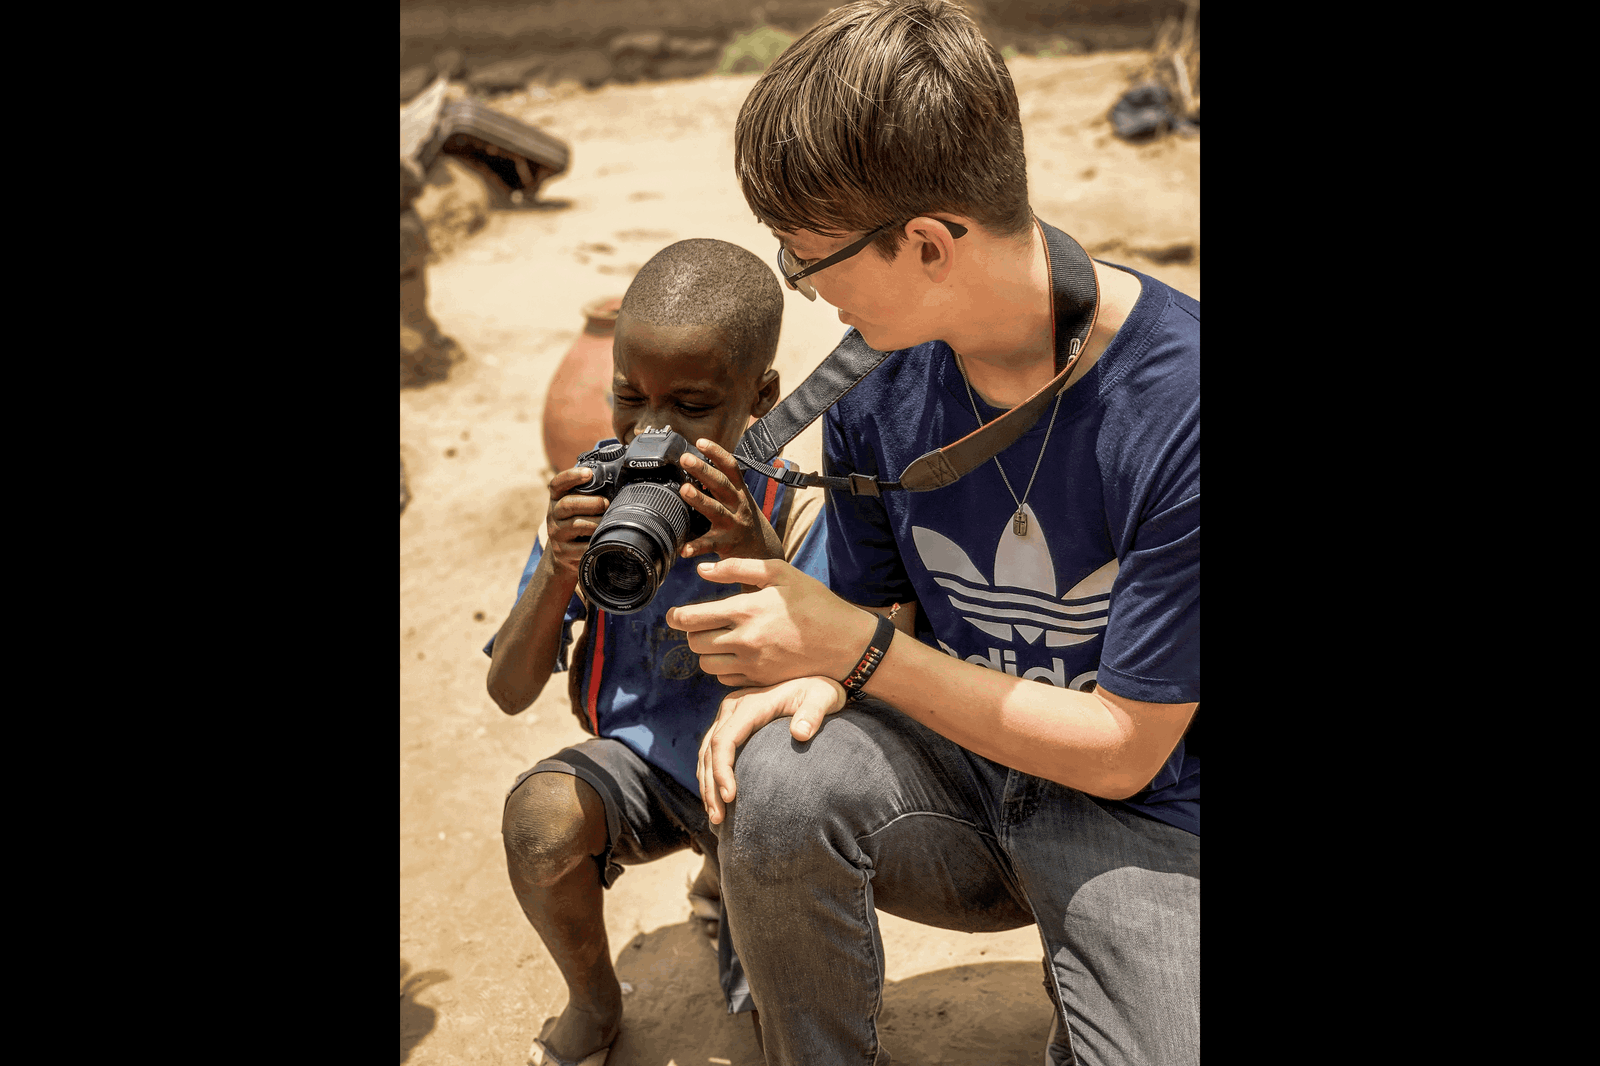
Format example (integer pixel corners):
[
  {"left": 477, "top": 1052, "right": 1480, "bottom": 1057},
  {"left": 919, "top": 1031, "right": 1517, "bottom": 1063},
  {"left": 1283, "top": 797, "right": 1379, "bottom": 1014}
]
[{"left": 735, "top": 0, "right": 1032, "bottom": 258}]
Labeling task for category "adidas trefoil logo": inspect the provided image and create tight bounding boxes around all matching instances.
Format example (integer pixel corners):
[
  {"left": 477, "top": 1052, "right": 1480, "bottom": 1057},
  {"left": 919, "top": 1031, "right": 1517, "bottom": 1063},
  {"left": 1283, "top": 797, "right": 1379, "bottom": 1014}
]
[{"left": 913, "top": 503, "right": 1116, "bottom": 687}]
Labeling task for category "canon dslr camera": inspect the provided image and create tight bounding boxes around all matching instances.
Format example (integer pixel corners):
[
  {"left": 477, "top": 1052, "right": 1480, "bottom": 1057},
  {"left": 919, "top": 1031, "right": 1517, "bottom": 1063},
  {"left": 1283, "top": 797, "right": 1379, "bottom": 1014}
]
[{"left": 571, "top": 427, "right": 711, "bottom": 613}]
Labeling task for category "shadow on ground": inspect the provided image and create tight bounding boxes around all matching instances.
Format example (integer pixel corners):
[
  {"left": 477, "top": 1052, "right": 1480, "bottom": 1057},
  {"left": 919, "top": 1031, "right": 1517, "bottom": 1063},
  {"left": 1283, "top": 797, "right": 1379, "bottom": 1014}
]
[
  {"left": 882, "top": 960, "right": 1056, "bottom": 1064},
  {"left": 401, "top": 959, "right": 451, "bottom": 1063},
  {"left": 607, "top": 919, "right": 763, "bottom": 1066},
  {"left": 603, "top": 922, "right": 1053, "bottom": 1065},
  {"left": 507, "top": 197, "right": 573, "bottom": 212}
]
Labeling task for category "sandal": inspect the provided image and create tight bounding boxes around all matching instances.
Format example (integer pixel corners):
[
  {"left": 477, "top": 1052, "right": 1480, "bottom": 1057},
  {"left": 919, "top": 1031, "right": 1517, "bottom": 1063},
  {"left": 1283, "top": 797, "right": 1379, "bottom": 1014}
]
[{"left": 528, "top": 1017, "right": 613, "bottom": 1066}]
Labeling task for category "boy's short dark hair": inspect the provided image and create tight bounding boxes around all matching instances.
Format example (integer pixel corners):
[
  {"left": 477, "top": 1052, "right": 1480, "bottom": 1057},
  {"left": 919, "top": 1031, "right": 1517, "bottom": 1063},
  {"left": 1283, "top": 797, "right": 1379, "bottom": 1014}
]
[
  {"left": 735, "top": 0, "right": 1032, "bottom": 259},
  {"left": 621, "top": 238, "right": 784, "bottom": 372}
]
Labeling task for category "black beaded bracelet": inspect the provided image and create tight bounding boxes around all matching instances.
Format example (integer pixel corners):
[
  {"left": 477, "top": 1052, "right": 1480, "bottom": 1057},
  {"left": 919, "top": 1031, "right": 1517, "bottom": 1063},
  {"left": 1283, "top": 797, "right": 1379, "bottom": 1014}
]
[{"left": 841, "top": 612, "right": 896, "bottom": 702}]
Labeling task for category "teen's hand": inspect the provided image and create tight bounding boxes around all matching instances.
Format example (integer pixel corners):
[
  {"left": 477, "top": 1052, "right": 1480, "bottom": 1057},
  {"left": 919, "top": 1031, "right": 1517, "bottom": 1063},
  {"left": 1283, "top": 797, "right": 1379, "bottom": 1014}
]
[
  {"left": 544, "top": 465, "right": 610, "bottom": 586},
  {"left": 697, "top": 676, "right": 848, "bottom": 824},
  {"left": 666, "top": 559, "right": 879, "bottom": 689},
  {"left": 675, "top": 439, "right": 785, "bottom": 563}
]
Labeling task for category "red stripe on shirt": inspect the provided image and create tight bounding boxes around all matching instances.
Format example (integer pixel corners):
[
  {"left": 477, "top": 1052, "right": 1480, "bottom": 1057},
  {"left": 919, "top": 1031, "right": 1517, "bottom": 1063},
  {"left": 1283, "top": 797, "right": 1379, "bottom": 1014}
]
[
  {"left": 760, "top": 461, "right": 781, "bottom": 520},
  {"left": 586, "top": 609, "right": 605, "bottom": 734},
  {"left": 587, "top": 466, "right": 778, "bottom": 735}
]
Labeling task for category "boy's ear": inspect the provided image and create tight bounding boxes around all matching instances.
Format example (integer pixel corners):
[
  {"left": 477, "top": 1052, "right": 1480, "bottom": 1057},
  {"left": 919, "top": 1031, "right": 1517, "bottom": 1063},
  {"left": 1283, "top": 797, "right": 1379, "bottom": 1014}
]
[{"left": 751, "top": 367, "right": 780, "bottom": 419}]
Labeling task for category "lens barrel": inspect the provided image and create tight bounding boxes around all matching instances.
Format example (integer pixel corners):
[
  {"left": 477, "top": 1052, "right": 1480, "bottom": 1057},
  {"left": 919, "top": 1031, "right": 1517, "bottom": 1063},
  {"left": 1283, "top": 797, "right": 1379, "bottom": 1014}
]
[{"left": 579, "top": 481, "right": 697, "bottom": 613}]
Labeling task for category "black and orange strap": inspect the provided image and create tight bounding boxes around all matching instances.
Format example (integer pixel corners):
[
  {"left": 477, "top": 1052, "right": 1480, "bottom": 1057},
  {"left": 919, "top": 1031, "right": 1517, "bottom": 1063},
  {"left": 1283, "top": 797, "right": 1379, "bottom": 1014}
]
[{"left": 734, "top": 218, "right": 1099, "bottom": 497}]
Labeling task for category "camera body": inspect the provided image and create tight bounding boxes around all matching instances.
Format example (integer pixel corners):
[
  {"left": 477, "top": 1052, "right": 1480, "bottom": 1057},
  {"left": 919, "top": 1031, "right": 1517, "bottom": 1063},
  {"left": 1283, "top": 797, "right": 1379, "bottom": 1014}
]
[{"left": 571, "top": 427, "right": 712, "bottom": 614}]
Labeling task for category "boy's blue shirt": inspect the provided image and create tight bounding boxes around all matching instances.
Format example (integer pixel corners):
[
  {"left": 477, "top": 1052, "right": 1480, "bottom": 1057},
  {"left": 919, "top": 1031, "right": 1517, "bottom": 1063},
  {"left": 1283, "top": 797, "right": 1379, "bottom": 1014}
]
[{"left": 485, "top": 460, "right": 828, "bottom": 794}]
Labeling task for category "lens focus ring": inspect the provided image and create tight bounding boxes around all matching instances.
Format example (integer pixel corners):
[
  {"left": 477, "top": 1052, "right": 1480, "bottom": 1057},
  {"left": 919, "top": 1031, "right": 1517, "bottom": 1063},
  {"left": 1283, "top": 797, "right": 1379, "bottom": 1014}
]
[{"left": 602, "top": 482, "right": 691, "bottom": 545}]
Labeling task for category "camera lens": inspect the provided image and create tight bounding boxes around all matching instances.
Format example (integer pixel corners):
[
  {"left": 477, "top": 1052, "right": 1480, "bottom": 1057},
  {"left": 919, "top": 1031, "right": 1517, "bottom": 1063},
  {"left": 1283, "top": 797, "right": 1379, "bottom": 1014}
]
[
  {"left": 582, "top": 537, "right": 661, "bottom": 613},
  {"left": 600, "top": 552, "right": 650, "bottom": 595},
  {"left": 579, "top": 482, "right": 699, "bottom": 613}
]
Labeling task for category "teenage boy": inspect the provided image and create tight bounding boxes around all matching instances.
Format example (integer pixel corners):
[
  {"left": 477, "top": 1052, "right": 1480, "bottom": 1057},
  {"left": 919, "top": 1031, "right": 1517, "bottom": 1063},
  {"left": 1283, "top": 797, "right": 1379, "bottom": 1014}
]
[
  {"left": 486, "top": 239, "right": 827, "bottom": 1066},
  {"left": 665, "top": 4, "right": 1200, "bottom": 1064}
]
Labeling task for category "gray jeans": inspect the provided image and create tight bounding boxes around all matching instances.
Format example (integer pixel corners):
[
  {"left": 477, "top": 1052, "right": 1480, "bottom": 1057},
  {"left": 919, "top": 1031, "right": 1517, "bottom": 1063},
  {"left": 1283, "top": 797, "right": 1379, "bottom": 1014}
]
[{"left": 713, "top": 702, "right": 1199, "bottom": 1066}]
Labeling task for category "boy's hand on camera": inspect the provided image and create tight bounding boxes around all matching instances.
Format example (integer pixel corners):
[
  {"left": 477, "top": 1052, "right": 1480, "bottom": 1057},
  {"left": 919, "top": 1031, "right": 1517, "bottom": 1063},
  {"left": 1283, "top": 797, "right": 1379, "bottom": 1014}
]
[
  {"left": 544, "top": 465, "right": 609, "bottom": 585},
  {"left": 676, "top": 439, "right": 785, "bottom": 563}
]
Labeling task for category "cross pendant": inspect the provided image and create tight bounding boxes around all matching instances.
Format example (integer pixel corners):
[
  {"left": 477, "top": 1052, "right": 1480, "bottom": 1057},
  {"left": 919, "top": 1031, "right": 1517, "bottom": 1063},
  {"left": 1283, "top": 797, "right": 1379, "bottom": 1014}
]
[{"left": 1013, "top": 510, "right": 1028, "bottom": 537}]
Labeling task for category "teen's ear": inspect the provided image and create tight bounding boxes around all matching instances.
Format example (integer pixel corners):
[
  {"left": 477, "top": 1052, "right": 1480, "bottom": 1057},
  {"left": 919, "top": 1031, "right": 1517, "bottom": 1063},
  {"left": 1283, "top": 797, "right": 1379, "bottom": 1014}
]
[
  {"left": 907, "top": 217, "right": 960, "bottom": 284},
  {"left": 750, "top": 367, "right": 780, "bottom": 419}
]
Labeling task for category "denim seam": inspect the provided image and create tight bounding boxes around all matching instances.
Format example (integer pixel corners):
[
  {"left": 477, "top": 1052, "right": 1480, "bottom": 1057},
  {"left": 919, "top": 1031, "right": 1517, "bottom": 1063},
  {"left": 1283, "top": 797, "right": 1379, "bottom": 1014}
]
[
  {"left": 856, "top": 859, "right": 886, "bottom": 1066},
  {"left": 1029, "top": 914, "right": 1079, "bottom": 1066},
  {"left": 856, "top": 811, "right": 992, "bottom": 1065},
  {"left": 1008, "top": 778, "right": 1078, "bottom": 1066},
  {"left": 856, "top": 809, "right": 993, "bottom": 846}
]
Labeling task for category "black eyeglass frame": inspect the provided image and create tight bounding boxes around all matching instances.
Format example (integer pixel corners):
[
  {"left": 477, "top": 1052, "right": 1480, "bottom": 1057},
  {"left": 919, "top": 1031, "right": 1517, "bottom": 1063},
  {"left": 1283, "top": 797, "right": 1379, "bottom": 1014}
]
[{"left": 777, "top": 218, "right": 969, "bottom": 300}]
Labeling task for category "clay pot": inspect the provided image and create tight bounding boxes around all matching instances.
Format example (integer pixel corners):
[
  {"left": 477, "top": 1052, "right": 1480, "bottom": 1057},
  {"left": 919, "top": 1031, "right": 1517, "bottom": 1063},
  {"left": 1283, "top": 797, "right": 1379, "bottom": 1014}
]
[{"left": 542, "top": 296, "right": 623, "bottom": 473}]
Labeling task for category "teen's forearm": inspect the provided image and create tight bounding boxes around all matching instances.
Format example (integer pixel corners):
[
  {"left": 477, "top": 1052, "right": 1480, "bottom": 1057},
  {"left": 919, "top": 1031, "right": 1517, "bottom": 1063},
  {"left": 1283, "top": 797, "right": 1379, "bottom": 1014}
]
[
  {"left": 486, "top": 551, "right": 579, "bottom": 715},
  {"left": 673, "top": 561, "right": 1184, "bottom": 795},
  {"left": 856, "top": 632, "right": 1164, "bottom": 800}
]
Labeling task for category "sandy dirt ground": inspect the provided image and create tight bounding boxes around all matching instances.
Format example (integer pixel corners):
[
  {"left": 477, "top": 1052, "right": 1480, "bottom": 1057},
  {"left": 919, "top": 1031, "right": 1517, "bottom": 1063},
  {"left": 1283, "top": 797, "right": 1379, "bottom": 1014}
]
[{"left": 400, "top": 52, "right": 1198, "bottom": 1066}]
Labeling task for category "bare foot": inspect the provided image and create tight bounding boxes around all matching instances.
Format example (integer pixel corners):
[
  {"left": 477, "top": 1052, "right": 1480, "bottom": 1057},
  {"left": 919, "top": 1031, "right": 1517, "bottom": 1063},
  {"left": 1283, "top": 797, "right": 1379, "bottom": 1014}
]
[{"left": 536, "top": 988, "right": 622, "bottom": 1064}]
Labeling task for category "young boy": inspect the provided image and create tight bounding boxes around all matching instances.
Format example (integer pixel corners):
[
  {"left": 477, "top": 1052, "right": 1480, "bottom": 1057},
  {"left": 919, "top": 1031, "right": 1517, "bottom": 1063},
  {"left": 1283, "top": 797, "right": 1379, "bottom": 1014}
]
[{"left": 483, "top": 238, "right": 826, "bottom": 1066}]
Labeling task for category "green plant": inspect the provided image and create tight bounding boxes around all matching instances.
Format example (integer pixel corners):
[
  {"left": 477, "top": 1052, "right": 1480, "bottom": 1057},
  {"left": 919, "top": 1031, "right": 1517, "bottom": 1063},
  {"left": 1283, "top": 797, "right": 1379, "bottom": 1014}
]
[
  {"left": 1035, "top": 37, "right": 1086, "bottom": 58},
  {"left": 717, "top": 23, "right": 796, "bottom": 75}
]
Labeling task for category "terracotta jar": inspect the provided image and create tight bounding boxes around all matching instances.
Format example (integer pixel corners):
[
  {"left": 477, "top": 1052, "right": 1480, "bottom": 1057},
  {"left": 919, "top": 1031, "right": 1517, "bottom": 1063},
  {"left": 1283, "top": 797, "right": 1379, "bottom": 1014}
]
[{"left": 542, "top": 295, "right": 623, "bottom": 473}]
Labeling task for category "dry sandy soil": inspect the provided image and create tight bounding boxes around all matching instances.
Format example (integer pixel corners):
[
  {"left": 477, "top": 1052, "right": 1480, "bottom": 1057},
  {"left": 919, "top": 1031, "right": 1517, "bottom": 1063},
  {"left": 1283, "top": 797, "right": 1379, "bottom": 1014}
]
[{"left": 401, "top": 52, "right": 1198, "bottom": 1066}]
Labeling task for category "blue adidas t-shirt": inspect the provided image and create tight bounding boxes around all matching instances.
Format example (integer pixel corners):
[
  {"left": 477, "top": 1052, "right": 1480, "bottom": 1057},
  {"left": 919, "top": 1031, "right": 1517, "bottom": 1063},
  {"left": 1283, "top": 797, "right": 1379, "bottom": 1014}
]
[
  {"left": 822, "top": 261, "right": 1199, "bottom": 835},
  {"left": 485, "top": 460, "right": 829, "bottom": 795}
]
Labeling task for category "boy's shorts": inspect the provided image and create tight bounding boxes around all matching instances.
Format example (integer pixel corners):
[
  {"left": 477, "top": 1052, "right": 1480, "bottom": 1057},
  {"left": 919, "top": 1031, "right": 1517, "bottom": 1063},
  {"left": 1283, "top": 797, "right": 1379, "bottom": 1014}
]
[{"left": 506, "top": 737, "right": 752, "bottom": 1015}]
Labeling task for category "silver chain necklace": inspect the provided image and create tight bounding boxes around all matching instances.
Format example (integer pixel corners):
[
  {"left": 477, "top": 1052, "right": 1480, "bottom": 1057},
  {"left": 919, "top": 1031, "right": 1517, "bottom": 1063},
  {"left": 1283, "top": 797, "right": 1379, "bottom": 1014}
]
[{"left": 955, "top": 352, "right": 1065, "bottom": 537}]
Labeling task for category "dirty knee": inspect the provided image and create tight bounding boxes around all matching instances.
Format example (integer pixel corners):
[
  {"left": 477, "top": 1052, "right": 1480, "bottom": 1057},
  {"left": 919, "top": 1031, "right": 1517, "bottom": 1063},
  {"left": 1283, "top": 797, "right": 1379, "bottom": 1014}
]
[{"left": 502, "top": 772, "right": 608, "bottom": 887}]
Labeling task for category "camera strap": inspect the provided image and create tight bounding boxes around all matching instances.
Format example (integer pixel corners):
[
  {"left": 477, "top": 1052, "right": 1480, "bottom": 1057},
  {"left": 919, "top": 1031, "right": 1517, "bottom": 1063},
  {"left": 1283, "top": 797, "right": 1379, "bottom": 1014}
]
[{"left": 734, "top": 218, "right": 1100, "bottom": 496}]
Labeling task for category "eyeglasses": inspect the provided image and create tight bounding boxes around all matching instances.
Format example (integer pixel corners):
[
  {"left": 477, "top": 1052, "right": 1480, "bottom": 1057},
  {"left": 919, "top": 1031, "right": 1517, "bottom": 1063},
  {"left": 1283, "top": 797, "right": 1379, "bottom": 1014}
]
[{"left": 776, "top": 218, "right": 968, "bottom": 301}]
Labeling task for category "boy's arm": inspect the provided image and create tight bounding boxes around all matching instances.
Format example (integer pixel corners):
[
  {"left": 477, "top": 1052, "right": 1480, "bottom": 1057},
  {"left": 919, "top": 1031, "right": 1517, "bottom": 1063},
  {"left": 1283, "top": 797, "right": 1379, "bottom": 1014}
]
[
  {"left": 486, "top": 548, "right": 581, "bottom": 715},
  {"left": 486, "top": 466, "right": 609, "bottom": 715}
]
